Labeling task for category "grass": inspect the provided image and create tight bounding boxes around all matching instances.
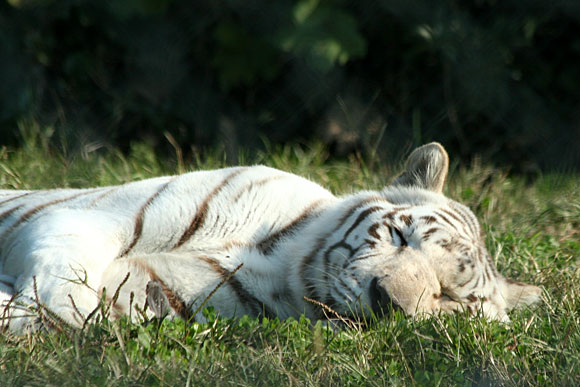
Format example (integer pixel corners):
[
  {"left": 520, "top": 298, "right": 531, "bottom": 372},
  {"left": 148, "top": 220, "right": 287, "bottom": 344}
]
[{"left": 0, "top": 136, "right": 579, "bottom": 386}]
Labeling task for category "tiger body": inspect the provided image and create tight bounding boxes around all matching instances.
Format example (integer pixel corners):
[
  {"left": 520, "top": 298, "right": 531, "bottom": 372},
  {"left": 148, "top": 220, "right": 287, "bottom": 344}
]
[{"left": 0, "top": 143, "right": 541, "bottom": 331}]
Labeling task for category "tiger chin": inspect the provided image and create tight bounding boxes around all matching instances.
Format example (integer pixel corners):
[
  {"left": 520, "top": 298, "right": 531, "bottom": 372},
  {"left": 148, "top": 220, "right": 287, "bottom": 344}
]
[{"left": 0, "top": 143, "right": 541, "bottom": 332}]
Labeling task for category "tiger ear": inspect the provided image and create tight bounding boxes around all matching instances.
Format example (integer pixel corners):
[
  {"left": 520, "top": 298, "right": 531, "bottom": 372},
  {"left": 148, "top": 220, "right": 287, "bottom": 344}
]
[
  {"left": 501, "top": 278, "right": 542, "bottom": 311},
  {"left": 392, "top": 142, "right": 449, "bottom": 193}
]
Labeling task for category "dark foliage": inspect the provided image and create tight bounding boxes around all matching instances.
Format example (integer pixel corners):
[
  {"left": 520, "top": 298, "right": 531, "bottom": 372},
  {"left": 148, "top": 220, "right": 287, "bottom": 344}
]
[{"left": 0, "top": 0, "right": 579, "bottom": 171}]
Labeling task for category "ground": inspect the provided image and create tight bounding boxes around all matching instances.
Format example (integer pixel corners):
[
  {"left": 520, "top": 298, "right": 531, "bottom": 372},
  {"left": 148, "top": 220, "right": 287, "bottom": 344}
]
[{"left": 0, "top": 139, "right": 578, "bottom": 385}]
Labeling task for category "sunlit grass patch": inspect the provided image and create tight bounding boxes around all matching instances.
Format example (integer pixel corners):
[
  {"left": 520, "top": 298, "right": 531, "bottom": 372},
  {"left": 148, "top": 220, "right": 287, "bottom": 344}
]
[{"left": 0, "top": 137, "right": 578, "bottom": 385}]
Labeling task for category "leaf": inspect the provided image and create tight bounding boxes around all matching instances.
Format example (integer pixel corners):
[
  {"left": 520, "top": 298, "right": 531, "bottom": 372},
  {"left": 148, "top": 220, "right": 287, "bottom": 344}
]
[
  {"left": 275, "top": 0, "right": 367, "bottom": 72},
  {"left": 137, "top": 325, "right": 152, "bottom": 350},
  {"left": 108, "top": 0, "right": 173, "bottom": 19},
  {"left": 212, "top": 21, "right": 282, "bottom": 91}
]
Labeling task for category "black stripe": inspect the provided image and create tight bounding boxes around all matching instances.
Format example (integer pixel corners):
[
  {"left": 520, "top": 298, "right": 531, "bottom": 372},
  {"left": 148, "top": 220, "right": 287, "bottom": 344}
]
[
  {"left": 484, "top": 263, "right": 493, "bottom": 281},
  {"left": 368, "top": 223, "right": 381, "bottom": 240},
  {"left": 440, "top": 208, "right": 468, "bottom": 231},
  {"left": 333, "top": 281, "right": 356, "bottom": 306},
  {"left": 469, "top": 275, "right": 481, "bottom": 290},
  {"left": 14, "top": 191, "right": 94, "bottom": 228},
  {"left": 174, "top": 169, "right": 245, "bottom": 249},
  {"left": 142, "top": 265, "right": 192, "bottom": 322},
  {"left": 0, "top": 204, "right": 23, "bottom": 224},
  {"left": 420, "top": 215, "right": 437, "bottom": 224},
  {"left": 382, "top": 206, "right": 408, "bottom": 221},
  {"left": 399, "top": 214, "right": 413, "bottom": 226},
  {"left": 232, "top": 175, "right": 285, "bottom": 203},
  {"left": 120, "top": 179, "right": 175, "bottom": 257},
  {"left": 199, "top": 256, "right": 275, "bottom": 318},
  {"left": 300, "top": 200, "right": 372, "bottom": 279},
  {"left": 87, "top": 187, "right": 120, "bottom": 208},
  {"left": 299, "top": 198, "right": 385, "bottom": 308},
  {"left": 480, "top": 271, "right": 487, "bottom": 286},
  {"left": 321, "top": 231, "right": 372, "bottom": 306},
  {"left": 457, "top": 273, "right": 475, "bottom": 288},
  {"left": 435, "top": 211, "right": 459, "bottom": 232},
  {"left": 343, "top": 206, "right": 383, "bottom": 239},
  {"left": 256, "top": 199, "right": 327, "bottom": 255},
  {"left": 0, "top": 191, "right": 91, "bottom": 241},
  {"left": 450, "top": 203, "right": 478, "bottom": 237},
  {"left": 0, "top": 192, "right": 33, "bottom": 207},
  {"left": 324, "top": 241, "right": 355, "bottom": 267},
  {"left": 345, "top": 252, "right": 380, "bottom": 266},
  {"left": 422, "top": 227, "right": 440, "bottom": 241}
]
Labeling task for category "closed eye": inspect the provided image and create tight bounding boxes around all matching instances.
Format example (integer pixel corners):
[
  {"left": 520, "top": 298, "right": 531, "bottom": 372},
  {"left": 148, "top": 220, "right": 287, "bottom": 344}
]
[{"left": 391, "top": 227, "right": 408, "bottom": 247}]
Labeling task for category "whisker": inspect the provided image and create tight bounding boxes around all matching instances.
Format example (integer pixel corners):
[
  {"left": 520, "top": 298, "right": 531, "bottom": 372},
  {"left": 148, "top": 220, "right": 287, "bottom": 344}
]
[{"left": 334, "top": 280, "right": 360, "bottom": 303}]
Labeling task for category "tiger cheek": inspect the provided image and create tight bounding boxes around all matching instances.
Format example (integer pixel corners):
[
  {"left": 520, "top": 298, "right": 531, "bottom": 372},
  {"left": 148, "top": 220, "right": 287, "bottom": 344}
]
[
  {"left": 380, "top": 257, "right": 441, "bottom": 315},
  {"left": 429, "top": 246, "right": 462, "bottom": 291},
  {"left": 324, "top": 245, "right": 351, "bottom": 270}
]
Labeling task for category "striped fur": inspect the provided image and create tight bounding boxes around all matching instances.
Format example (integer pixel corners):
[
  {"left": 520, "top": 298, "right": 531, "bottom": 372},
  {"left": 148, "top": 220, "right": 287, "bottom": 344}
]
[{"left": 0, "top": 143, "right": 541, "bottom": 331}]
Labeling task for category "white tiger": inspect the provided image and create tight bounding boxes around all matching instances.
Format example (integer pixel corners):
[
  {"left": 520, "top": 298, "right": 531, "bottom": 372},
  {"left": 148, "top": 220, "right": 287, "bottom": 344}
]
[{"left": 0, "top": 143, "right": 541, "bottom": 331}]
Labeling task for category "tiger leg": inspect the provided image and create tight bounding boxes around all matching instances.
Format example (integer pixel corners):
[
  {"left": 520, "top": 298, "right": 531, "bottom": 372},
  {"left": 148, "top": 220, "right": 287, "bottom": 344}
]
[{"left": 99, "top": 253, "right": 247, "bottom": 323}]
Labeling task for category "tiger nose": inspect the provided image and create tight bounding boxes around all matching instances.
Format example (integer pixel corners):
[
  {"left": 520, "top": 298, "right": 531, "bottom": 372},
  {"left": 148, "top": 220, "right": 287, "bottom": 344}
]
[{"left": 369, "top": 277, "right": 402, "bottom": 316}]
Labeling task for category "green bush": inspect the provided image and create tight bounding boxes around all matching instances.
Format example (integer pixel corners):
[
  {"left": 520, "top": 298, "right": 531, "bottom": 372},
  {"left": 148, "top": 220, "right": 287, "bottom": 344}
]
[{"left": 0, "top": 0, "right": 578, "bottom": 170}]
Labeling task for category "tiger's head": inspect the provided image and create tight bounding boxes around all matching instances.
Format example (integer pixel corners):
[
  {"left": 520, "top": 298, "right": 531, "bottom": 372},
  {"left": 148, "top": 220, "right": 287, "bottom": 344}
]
[{"left": 321, "top": 142, "right": 541, "bottom": 322}]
